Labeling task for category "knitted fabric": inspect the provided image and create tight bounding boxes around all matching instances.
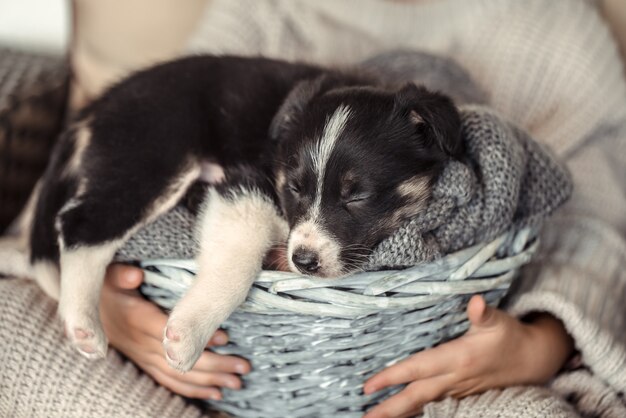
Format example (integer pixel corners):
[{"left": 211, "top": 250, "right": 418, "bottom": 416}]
[
  {"left": 0, "top": 48, "right": 68, "bottom": 232},
  {"left": 116, "top": 205, "right": 196, "bottom": 262},
  {"left": 0, "top": 278, "right": 210, "bottom": 418}
]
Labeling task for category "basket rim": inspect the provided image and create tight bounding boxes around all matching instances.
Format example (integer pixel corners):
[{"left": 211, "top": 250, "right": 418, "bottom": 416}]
[{"left": 140, "top": 227, "right": 538, "bottom": 318}]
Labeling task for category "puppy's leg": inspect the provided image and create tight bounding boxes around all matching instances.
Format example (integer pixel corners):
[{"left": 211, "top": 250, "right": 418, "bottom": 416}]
[
  {"left": 30, "top": 175, "right": 74, "bottom": 300},
  {"left": 57, "top": 159, "right": 200, "bottom": 359},
  {"left": 29, "top": 127, "right": 86, "bottom": 300},
  {"left": 164, "top": 180, "right": 288, "bottom": 372},
  {"left": 0, "top": 181, "right": 41, "bottom": 281},
  {"left": 57, "top": 239, "right": 120, "bottom": 358}
]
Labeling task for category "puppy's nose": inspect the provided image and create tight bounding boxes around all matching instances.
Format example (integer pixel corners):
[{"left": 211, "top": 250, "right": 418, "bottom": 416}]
[{"left": 292, "top": 248, "right": 321, "bottom": 274}]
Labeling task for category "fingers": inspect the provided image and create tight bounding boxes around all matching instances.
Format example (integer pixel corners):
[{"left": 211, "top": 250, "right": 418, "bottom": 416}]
[
  {"left": 122, "top": 294, "right": 169, "bottom": 337},
  {"left": 146, "top": 364, "right": 224, "bottom": 400},
  {"left": 180, "top": 370, "right": 242, "bottom": 390},
  {"left": 181, "top": 370, "right": 241, "bottom": 390},
  {"left": 364, "top": 344, "right": 459, "bottom": 394},
  {"left": 148, "top": 352, "right": 244, "bottom": 388},
  {"left": 467, "top": 295, "right": 505, "bottom": 331},
  {"left": 105, "top": 263, "right": 144, "bottom": 289},
  {"left": 363, "top": 375, "right": 451, "bottom": 418},
  {"left": 101, "top": 262, "right": 253, "bottom": 400},
  {"left": 194, "top": 350, "right": 251, "bottom": 375},
  {"left": 130, "top": 319, "right": 248, "bottom": 376},
  {"left": 207, "top": 329, "right": 229, "bottom": 347}
]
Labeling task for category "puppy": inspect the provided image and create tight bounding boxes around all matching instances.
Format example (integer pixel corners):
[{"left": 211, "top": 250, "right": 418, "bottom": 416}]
[{"left": 3, "top": 55, "right": 462, "bottom": 372}]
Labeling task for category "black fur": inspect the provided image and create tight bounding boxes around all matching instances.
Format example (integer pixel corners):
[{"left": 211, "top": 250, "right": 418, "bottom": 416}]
[
  {"left": 30, "top": 55, "right": 462, "bottom": 275},
  {"left": 30, "top": 56, "right": 324, "bottom": 263}
]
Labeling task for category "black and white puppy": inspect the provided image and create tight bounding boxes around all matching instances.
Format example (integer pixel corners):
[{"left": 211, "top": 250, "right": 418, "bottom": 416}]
[{"left": 5, "top": 55, "right": 462, "bottom": 372}]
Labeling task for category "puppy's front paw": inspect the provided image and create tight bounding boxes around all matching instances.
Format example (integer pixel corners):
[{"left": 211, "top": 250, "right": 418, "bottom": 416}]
[
  {"left": 63, "top": 317, "right": 108, "bottom": 359},
  {"left": 163, "top": 318, "right": 214, "bottom": 373}
]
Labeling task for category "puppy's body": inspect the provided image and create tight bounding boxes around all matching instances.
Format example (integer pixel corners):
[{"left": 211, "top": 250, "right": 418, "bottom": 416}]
[
  {"left": 8, "top": 55, "right": 462, "bottom": 371},
  {"left": 33, "top": 56, "right": 328, "bottom": 260}
]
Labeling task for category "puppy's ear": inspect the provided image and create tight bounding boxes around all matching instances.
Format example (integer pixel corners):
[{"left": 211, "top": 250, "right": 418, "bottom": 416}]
[
  {"left": 394, "top": 83, "right": 463, "bottom": 158},
  {"left": 270, "top": 73, "right": 369, "bottom": 141},
  {"left": 269, "top": 76, "right": 327, "bottom": 142}
]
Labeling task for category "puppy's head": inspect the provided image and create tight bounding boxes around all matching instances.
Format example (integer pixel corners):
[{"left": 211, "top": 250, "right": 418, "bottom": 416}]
[{"left": 271, "top": 76, "right": 462, "bottom": 277}]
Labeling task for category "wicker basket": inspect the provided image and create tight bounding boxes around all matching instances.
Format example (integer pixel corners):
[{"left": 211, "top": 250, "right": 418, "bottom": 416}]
[{"left": 140, "top": 226, "right": 538, "bottom": 417}]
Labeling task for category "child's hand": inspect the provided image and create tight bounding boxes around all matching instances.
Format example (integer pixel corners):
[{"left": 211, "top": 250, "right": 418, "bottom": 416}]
[
  {"left": 100, "top": 264, "right": 251, "bottom": 400},
  {"left": 362, "top": 295, "right": 574, "bottom": 418}
]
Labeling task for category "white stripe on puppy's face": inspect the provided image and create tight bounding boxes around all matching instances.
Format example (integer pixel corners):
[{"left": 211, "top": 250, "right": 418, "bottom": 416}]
[
  {"left": 308, "top": 105, "right": 351, "bottom": 220},
  {"left": 287, "top": 105, "right": 351, "bottom": 277}
]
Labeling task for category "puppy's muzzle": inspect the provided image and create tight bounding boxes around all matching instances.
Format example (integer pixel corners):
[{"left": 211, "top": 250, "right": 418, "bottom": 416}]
[{"left": 292, "top": 247, "right": 321, "bottom": 274}]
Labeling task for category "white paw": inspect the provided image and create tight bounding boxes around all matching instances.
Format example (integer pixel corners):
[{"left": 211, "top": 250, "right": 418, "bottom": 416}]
[
  {"left": 63, "top": 317, "right": 108, "bottom": 359},
  {"left": 163, "top": 317, "right": 218, "bottom": 373}
]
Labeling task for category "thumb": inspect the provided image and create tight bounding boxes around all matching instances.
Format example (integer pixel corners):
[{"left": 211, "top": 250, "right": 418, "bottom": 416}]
[
  {"left": 105, "top": 264, "right": 144, "bottom": 290},
  {"left": 467, "top": 294, "right": 501, "bottom": 330}
]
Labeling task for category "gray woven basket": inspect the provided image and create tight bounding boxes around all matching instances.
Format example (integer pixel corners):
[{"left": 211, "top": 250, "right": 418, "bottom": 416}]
[{"left": 140, "top": 226, "right": 538, "bottom": 418}]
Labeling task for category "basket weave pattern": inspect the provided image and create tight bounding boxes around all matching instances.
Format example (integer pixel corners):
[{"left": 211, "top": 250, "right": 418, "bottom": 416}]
[{"left": 141, "top": 227, "right": 537, "bottom": 417}]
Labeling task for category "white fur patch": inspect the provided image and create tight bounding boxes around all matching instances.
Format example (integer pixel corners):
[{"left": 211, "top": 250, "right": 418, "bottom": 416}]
[
  {"left": 62, "top": 122, "right": 91, "bottom": 178},
  {"left": 0, "top": 181, "right": 42, "bottom": 284},
  {"left": 0, "top": 237, "right": 35, "bottom": 280},
  {"left": 58, "top": 240, "right": 123, "bottom": 358},
  {"left": 33, "top": 260, "right": 60, "bottom": 300},
  {"left": 199, "top": 160, "right": 225, "bottom": 185},
  {"left": 6, "top": 180, "right": 41, "bottom": 243},
  {"left": 409, "top": 110, "right": 425, "bottom": 126},
  {"left": 287, "top": 219, "right": 343, "bottom": 277},
  {"left": 148, "top": 162, "right": 201, "bottom": 222},
  {"left": 0, "top": 182, "right": 56, "bottom": 295},
  {"left": 164, "top": 187, "right": 288, "bottom": 372},
  {"left": 275, "top": 168, "right": 286, "bottom": 192},
  {"left": 308, "top": 105, "right": 351, "bottom": 219},
  {"left": 285, "top": 105, "right": 352, "bottom": 278}
]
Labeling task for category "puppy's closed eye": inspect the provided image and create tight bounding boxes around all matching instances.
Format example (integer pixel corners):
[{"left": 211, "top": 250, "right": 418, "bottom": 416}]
[
  {"left": 343, "top": 192, "right": 371, "bottom": 205},
  {"left": 342, "top": 186, "right": 372, "bottom": 211},
  {"left": 288, "top": 180, "right": 302, "bottom": 195}
]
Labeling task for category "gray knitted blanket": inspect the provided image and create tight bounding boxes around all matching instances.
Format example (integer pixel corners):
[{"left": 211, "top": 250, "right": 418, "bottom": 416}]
[{"left": 116, "top": 53, "right": 572, "bottom": 267}]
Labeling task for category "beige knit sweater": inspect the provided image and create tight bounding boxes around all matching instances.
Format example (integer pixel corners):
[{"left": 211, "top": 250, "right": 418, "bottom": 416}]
[
  {"left": 187, "top": 0, "right": 626, "bottom": 398},
  {"left": 1, "top": 0, "right": 625, "bottom": 417}
]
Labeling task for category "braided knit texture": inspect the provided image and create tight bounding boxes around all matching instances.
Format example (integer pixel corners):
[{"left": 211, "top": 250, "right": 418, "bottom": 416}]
[{"left": 0, "top": 279, "right": 207, "bottom": 418}]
